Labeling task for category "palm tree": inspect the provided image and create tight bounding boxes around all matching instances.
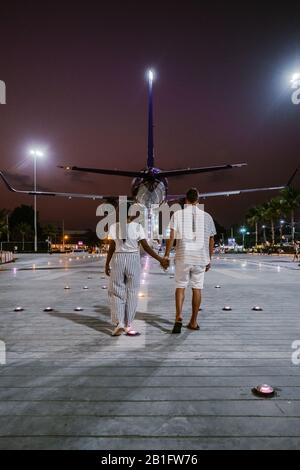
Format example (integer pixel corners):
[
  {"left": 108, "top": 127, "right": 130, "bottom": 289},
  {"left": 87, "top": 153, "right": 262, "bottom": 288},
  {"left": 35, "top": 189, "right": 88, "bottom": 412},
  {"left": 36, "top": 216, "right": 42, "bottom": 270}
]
[
  {"left": 43, "top": 224, "right": 58, "bottom": 243},
  {"left": 16, "top": 223, "right": 32, "bottom": 251},
  {"left": 265, "top": 197, "right": 283, "bottom": 245},
  {"left": 246, "top": 206, "right": 261, "bottom": 247},
  {"left": 279, "top": 187, "right": 300, "bottom": 243},
  {"left": 257, "top": 203, "right": 270, "bottom": 244}
]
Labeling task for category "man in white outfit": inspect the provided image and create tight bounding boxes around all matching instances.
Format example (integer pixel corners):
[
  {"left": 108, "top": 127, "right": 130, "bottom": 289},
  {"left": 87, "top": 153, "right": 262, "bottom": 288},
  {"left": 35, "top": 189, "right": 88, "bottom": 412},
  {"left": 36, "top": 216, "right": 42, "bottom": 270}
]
[{"left": 164, "top": 188, "right": 216, "bottom": 333}]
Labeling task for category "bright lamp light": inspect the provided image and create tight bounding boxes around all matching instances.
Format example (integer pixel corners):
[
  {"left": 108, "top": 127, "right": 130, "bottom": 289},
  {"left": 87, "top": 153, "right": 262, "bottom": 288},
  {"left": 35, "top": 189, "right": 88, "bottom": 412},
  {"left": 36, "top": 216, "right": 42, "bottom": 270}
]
[{"left": 29, "top": 148, "right": 44, "bottom": 157}]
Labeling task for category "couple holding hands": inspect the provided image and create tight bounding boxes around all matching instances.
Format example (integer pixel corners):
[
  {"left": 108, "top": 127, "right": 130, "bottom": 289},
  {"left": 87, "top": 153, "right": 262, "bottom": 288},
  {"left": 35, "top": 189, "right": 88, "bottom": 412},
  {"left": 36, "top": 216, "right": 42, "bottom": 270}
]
[{"left": 105, "top": 187, "right": 216, "bottom": 336}]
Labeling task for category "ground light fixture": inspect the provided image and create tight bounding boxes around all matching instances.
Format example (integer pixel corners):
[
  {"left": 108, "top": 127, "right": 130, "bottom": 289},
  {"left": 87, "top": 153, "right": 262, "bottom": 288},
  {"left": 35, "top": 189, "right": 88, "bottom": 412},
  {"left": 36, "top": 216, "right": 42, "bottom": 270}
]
[
  {"left": 83, "top": 286, "right": 89, "bottom": 289},
  {"left": 74, "top": 307, "right": 83, "bottom": 311},
  {"left": 43, "top": 307, "right": 53, "bottom": 312},
  {"left": 252, "top": 306, "right": 263, "bottom": 311},
  {"left": 102, "top": 286, "right": 108, "bottom": 289},
  {"left": 252, "top": 384, "right": 275, "bottom": 398},
  {"left": 14, "top": 306, "right": 24, "bottom": 312},
  {"left": 64, "top": 286, "right": 71, "bottom": 290},
  {"left": 215, "top": 285, "right": 221, "bottom": 288},
  {"left": 222, "top": 306, "right": 232, "bottom": 311}
]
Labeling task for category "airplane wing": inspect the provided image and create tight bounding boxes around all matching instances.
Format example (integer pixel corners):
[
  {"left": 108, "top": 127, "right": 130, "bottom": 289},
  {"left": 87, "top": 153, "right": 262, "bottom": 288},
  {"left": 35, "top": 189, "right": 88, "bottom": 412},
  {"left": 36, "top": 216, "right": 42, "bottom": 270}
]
[
  {"left": 57, "top": 166, "right": 143, "bottom": 177},
  {"left": 57, "top": 162, "right": 247, "bottom": 178},
  {"left": 167, "top": 184, "right": 286, "bottom": 201},
  {"left": 0, "top": 171, "right": 118, "bottom": 201},
  {"left": 158, "top": 162, "right": 247, "bottom": 177}
]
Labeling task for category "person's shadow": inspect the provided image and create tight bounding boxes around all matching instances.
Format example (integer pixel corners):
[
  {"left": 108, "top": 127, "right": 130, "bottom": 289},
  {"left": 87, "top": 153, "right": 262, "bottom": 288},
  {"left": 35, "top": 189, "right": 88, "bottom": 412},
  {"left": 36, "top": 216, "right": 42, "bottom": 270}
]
[
  {"left": 47, "top": 306, "right": 113, "bottom": 336},
  {"left": 47, "top": 304, "right": 174, "bottom": 335}
]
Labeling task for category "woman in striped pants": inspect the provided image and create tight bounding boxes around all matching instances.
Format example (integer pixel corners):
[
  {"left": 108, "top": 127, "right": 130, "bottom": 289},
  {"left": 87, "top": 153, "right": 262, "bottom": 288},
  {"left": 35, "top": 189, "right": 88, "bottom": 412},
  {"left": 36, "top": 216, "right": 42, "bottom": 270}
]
[{"left": 105, "top": 218, "right": 168, "bottom": 336}]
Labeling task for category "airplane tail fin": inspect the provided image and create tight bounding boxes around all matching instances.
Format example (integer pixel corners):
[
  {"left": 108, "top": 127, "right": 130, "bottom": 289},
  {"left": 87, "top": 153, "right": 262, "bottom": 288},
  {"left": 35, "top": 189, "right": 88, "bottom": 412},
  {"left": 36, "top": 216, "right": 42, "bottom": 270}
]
[{"left": 147, "top": 70, "right": 154, "bottom": 168}]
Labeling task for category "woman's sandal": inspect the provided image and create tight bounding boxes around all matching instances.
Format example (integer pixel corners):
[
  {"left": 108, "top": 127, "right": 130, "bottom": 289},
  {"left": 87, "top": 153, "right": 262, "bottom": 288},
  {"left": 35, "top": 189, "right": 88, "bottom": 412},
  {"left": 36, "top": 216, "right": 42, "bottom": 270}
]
[{"left": 126, "top": 330, "right": 141, "bottom": 336}]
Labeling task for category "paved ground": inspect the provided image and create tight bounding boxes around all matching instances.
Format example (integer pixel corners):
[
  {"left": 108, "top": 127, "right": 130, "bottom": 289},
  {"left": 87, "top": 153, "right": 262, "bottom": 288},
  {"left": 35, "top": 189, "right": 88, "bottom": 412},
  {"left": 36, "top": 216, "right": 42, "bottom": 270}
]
[{"left": 0, "top": 252, "right": 300, "bottom": 450}]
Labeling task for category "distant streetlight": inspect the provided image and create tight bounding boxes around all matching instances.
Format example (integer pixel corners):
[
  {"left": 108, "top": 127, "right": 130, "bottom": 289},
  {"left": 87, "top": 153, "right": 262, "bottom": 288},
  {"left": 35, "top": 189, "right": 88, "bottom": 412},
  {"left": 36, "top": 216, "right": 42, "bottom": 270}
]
[
  {"left": 240, "top": 227, "right": 247, "bottom": 249},
  {"left": 29, "top": 148, "right": 45, "bottom": 252}
]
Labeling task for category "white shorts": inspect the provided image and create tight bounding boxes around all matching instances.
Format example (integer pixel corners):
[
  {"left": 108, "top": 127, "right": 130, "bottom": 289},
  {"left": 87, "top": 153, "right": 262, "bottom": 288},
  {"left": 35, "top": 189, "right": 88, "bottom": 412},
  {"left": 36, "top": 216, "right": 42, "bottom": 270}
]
[{"left": 175, "top": 262, "right": 206, "bottom": 289}]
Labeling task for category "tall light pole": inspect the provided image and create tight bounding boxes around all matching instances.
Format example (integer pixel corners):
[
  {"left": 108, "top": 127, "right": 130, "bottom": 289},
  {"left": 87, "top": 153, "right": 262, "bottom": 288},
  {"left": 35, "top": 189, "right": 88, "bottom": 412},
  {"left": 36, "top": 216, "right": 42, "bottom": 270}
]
[
  {"left": 262, "top": 225, "right": 267, "bottom": 244},
  {"left": 279, "top": 220, "right": 285, "bottom": 242},
  {"left": 30, "top": 149, "right": 44, "bottom": 252},
  {"left": 240, "top": 227, "right": 247, "bottom": 250}
]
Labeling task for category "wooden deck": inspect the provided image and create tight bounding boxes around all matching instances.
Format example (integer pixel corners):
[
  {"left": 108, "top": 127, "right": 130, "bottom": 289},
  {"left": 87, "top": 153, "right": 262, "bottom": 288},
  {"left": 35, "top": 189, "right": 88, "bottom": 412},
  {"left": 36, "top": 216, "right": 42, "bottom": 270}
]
[{"left": 0, "top": 253, "right": 300, "bottom": 449}]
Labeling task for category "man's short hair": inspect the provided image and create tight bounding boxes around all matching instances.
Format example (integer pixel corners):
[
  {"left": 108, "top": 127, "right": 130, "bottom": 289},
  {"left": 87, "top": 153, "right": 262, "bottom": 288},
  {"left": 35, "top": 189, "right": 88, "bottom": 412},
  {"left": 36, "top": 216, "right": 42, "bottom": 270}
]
[{"left": 186, "top": 187, "right": 199, "bottom": 203}]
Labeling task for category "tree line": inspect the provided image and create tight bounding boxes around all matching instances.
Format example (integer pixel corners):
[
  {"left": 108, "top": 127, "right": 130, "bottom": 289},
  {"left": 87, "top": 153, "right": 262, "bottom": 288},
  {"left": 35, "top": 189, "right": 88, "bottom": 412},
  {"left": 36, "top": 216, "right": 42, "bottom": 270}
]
[
  {"left": 245, "top": 187, "right": 300, "bottom": 246},
  {"left": 0, "top": 205, "right": 59, "bottom": 249}
]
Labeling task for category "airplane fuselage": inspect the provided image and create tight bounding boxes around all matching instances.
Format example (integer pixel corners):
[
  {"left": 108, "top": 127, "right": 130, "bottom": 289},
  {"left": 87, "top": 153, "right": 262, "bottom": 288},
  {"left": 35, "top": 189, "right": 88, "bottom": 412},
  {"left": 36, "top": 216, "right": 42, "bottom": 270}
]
[{"left": 131, "top": 167, "right": 168, "bottom": 206}]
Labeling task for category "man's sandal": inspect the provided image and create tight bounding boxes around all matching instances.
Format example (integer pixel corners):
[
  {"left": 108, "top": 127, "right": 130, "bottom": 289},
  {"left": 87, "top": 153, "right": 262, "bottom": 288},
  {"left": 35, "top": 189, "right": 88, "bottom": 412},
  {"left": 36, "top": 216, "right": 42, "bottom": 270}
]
[
  {"left": 186, "top": 323, "right": 200, "bottom": 330},
  {"left": 172, "top": 321, "right": 182, "bottom": 334}
]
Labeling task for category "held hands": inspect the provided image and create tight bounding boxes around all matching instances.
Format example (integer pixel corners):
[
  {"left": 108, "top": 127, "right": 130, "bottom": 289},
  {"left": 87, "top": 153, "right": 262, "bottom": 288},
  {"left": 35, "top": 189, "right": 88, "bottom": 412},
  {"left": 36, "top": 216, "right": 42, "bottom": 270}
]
[
  {"left": 205, "top": 263, "right": 211, "bottom": 272},
  {"left": 105, "top": 264, "right": 111, "bottom": 276},
  {"left": 160, "top": 257, "right": 170, "bottom": 270}
]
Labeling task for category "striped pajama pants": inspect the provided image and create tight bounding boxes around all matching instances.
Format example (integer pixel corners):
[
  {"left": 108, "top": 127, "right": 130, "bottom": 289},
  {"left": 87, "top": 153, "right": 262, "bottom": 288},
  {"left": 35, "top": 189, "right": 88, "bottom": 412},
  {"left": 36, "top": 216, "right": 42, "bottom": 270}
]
[{"left": 108, "top": 253, "right": 141, "bottom": 327}]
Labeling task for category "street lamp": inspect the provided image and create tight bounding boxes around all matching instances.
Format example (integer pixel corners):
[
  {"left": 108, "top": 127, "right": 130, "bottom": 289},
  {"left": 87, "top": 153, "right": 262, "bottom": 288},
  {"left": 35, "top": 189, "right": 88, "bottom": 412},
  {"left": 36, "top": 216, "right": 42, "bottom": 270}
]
[
  {"left": 29, "top": 148, "right": 45, "bottom": 252},
  {"left": 240, "top": 227, "right": 247, "bottom": 250},
  {"left": 279, "top": 220, "right": 285, "bottom": 241},
  {"left": 262, "top": 225, "right": 267, "bottom": 244}
]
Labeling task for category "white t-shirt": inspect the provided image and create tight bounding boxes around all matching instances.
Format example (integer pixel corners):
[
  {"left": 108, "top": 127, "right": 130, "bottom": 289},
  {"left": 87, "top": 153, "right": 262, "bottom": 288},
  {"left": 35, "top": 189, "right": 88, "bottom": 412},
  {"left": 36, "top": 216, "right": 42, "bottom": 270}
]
[
  {"left": 108, "top": 222, "right": 146, "bottom": 253},
  {"left": 170, "top": 205, "right": 216, "bottom": 266}
]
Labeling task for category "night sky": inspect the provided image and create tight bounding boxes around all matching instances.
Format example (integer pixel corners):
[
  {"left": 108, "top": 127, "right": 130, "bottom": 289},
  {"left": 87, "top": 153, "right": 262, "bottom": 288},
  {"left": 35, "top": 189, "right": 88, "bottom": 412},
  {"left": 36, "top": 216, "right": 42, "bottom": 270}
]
[{"left": 1, "top": 1, "right": 300, "bottom": 230}]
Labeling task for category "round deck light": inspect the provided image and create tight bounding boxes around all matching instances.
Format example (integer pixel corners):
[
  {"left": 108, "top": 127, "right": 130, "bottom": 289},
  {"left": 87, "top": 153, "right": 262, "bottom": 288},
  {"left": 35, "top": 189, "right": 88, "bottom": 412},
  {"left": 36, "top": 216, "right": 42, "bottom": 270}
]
[
  {"left": 252, "top": 306, "right": 263, "bottom": 311},
  {"left": 14, "top": 306, "right": 24, "bottom": 312},
  {"left": 252, "top": 384, "right": 275, "bottom": 397},
  {"left": 43, "top": 307, "right": 53, "bottom": 312},
  {"left": 74, "top": 307, "right": 83, "bottom": 311},
  {"left": 222, "top": 306, "right": 232, "bottom": 311}
]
